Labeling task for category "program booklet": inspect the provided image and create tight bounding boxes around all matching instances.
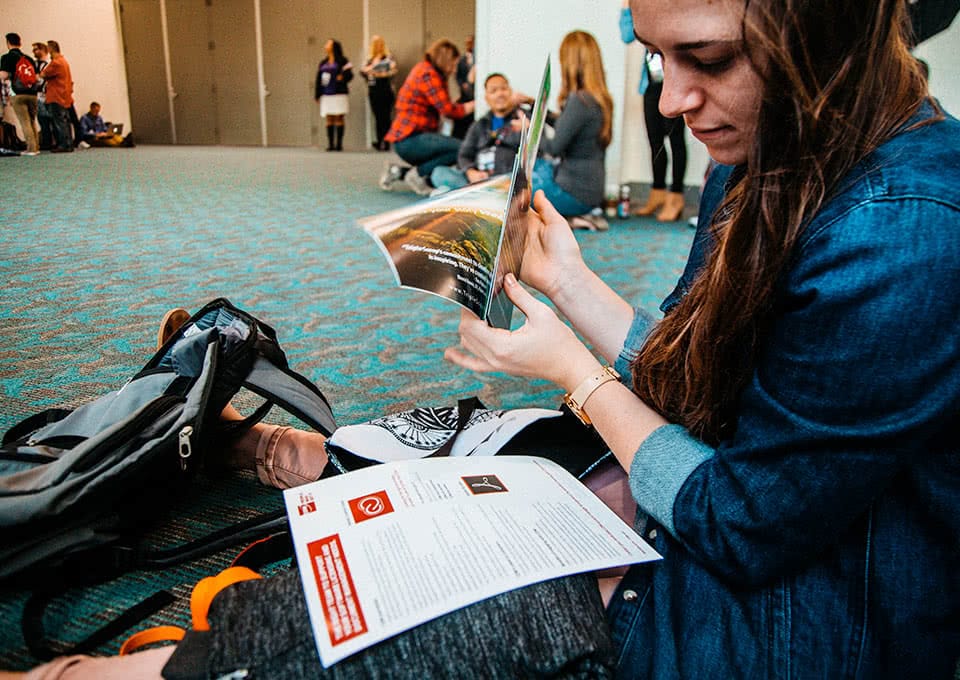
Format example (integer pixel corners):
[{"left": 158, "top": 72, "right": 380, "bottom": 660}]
[
  {"left": 284, "top": 455, "right": 661, "bottom": 667},
  {"left": 360, "top": 58, "right": 552, "bottom": 329}
]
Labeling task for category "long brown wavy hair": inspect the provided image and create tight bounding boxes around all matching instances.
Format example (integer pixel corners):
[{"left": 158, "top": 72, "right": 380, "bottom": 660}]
[
  {"left": 558, "top": 30, "right": 614, "bottom": 147},
  {"left": 630, "top": 0, "right": 935, "bottom": 445}
]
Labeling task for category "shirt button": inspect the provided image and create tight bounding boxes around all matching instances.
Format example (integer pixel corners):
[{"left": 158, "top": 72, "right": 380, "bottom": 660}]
[
  {"left": 648, "top": 529, "right": 657, "bottom": 540},
  {"left": 622, "top": 589, "right": 638, "bottom": 602}
]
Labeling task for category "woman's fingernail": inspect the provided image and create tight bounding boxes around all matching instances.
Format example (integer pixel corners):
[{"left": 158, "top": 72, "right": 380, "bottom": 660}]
[{"left": 505, "top": 273, "right": 517, "bottom": 286}]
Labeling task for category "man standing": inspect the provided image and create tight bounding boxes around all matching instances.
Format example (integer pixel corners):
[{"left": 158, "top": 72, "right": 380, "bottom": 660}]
[
  {"left": 0, "top": 33, "right": 39, "bottom": 153},
  {"left": 31, "top": 42, "right": 52, "bottom": 150},
  {"left": 39, "top": 40, "right": 73, "bottom": 152}
]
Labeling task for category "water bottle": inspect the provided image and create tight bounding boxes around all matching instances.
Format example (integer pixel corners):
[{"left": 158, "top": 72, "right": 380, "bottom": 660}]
[{"left": 617, "top": 184, "right": 631, "bottom": 219}]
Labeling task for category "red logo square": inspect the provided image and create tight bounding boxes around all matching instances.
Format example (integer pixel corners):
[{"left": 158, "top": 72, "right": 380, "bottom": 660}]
[{"left": 347, "top": 490, "right": 394, "bottom": 523}]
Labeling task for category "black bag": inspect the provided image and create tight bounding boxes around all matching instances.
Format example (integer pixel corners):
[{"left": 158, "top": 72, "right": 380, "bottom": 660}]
[{"left": 0, "top": 298, "right": 337, "bottom": 588}]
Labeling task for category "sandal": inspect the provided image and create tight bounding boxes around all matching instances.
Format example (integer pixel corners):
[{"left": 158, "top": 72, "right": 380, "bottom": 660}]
[{"left": 156, "top": 308, "right": 191, "bottom": 349}]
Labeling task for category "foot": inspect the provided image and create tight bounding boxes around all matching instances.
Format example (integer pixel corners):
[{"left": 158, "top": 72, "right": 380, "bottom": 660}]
[
  {"left": 378, "top": 162, "right": 405, "bottom": 191},
  {"left": 403, "top": 168, "right": 433, "bottom": 196},
  {"left": 656, "top": 191, "right": 686, "bottom": 222},
  {"left": 633, "top": 188, "right": 667, "bottom": 216},
  {"left": 157, "top": 308, "right": 191, "bottom": 349}
]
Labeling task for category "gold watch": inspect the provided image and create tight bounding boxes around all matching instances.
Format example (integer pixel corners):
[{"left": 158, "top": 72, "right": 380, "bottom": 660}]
[{"left": 562, "top": 366, "right": 620, "bottom": 426}]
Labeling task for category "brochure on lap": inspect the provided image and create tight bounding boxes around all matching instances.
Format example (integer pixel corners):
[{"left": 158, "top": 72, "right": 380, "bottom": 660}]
[
  {"left": 284, "top": 455, "right": 661, "bottom": 667},
  {"left": 360, "top": 58, "right": 552, "bottom": 329}
]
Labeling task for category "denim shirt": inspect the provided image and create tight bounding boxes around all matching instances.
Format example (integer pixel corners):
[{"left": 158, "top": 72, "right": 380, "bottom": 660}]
[{"left": 606, "top": 102, "right": 960, "bottom": 679}]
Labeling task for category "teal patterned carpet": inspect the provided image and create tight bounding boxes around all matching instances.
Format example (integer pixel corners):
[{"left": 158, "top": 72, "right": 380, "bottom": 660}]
[{"left": 0, "top": 146, "right": 694, "bottom": 670}]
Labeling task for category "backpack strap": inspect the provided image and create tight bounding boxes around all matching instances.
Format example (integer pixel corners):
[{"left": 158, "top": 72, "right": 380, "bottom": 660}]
[
  {"left": 242, "top": 356, "right": 336, "bottom": 436},
  {"left": 119, "top": 567, "right": 262, "bottom": 656},
  {"left": 2, "top": 408, "right": 73, "bottom": 446},
  {"left": 23, "top": 589, "right": 176, "bottom": 661}
]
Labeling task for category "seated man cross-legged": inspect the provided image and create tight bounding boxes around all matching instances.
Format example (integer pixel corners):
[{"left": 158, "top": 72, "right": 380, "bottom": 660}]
[
  {"left": 430, "top": 72, "right": 528, "bottom": 194},
  {"left": 79, "top": 101, "right": 134, "bottom": 148}
]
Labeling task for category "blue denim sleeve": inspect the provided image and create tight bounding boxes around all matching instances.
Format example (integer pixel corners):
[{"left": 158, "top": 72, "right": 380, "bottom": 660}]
[
  {"left": 667, "top": 196, "right": 960, "bottom": 587},
  {"left": 615, "top": 308, "right": 717, "bottom": 533},
  {"left": 613, "top": 307, "right": 656, "bottom": 379}
]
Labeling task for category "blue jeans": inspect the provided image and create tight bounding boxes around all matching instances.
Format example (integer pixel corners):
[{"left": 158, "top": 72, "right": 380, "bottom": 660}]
[
  {"left": 46, "top": 102, "right": 73, "bottom": 150},
  {"left": 393, "top": 132, "right": 462, "bottom": 179},
  {"left": 430, "top": 165, "right": 468, "bottom": 191},
  {"left": 532, "top": 158, "right": 592, "bottom": 217}
]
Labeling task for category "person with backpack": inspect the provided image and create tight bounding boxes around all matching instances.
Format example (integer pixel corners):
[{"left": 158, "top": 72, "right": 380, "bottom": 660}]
[{"left": 0, "top": 32, "right": 39, "bottom": 153}]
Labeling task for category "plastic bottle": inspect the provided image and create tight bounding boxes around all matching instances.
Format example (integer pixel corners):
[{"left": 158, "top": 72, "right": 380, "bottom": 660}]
[{"left": 617, "top": 184, "right": 631, "bottom": 219}]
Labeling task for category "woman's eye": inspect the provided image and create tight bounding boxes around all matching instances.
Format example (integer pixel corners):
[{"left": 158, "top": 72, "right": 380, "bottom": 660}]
[{"left": 696, "top": 57, "right": 734, "bottom": 74}]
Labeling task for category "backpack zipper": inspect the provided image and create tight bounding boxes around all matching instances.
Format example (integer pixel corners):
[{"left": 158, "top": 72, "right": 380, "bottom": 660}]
[{"left": 178, "top": 426, "right": 193, "bottom": 472}]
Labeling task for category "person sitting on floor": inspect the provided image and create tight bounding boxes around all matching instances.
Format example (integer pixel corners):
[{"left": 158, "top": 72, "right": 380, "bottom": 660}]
[
  {"left": 430, "top": 72, "right": 529, "bottom": 193},
  {"left": 533, "top": 30, "right": 612, "bottom": 230},
  {"left": 379, "top": 38, "right": 476, "bottom": 196},
  {"left": 78, "top": 101, "right": 133, "bottom": 148}
]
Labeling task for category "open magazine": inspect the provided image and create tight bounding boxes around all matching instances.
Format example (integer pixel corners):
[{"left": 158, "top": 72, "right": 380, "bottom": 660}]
[{"left": 360, "top": 58, "right": 552, "bottom": 329}]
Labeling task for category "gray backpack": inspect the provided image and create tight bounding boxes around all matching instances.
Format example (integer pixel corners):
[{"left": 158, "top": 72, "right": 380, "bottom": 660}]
[{"left": 0, "top": 298, "right": 337, "bottom": 587}]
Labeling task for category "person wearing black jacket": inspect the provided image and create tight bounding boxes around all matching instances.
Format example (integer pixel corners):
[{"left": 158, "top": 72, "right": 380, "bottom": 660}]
[
  {"left": 0, "top": 32, "right": 39, "bottom": 153},
  {"left": 430, "top": 72, "right": 527, "bottom": 192},
  {"left": 314, "top": 39, "right": 353, "bottom": 151}
]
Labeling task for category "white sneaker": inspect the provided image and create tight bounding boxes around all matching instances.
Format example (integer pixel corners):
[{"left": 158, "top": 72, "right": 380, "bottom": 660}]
[
  {"left": 403, "top": 168, "right": 433, "bottom": 196},
  {"left": 78, "top": 141, "right": 91, "bottom": 150},
  {"left": 378, "top": 162, "right": 404, "bottom": 191}
]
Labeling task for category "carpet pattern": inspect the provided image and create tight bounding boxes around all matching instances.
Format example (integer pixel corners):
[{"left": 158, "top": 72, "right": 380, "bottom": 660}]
[{"left": 0, "top": 146, "right": 695, "bottom": 670}]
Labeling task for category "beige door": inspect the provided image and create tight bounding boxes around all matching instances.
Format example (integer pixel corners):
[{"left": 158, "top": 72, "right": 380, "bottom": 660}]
[
  {"left": 118, "top": 0, "right": 173, "bottom": 144},
  {"left": 261, "top": 0, "right": 317, "bottom": 146},
  {"left": 166, "top": 0, "right": 218, "bottom": 144},
  {"left": 209, "top": 0, "right": 262, "bottom": 145}
]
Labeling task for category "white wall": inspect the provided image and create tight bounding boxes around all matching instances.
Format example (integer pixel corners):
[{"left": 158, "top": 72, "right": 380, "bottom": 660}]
[{"left": 5, "top": 0, "right": 131, "bottom": 129}]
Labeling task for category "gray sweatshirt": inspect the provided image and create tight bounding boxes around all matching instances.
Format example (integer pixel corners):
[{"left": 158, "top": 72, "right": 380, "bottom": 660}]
[{"left": 540, "top": 92, "right": 607, "bottom": 207}]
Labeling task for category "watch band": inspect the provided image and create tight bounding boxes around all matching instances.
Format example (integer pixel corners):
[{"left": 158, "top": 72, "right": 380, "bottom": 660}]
[{"left": 563, "top": 366, "right": 620, "bottom": 426}]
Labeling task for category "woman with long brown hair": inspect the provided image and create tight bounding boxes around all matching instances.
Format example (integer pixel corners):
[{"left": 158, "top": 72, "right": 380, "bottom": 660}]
[
  {"left": 533, "top": 30, "right": 613, "bottom": 219},
  {"left": 451, "top": 0, "right": 960, "bottom": 675},
  {"left": 12, "top": 1, "right": 960, "bottom": 677}
]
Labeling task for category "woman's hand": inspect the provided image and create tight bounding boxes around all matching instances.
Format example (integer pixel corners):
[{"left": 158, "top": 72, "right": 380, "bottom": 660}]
[
  {"left": 444, "top": 274, "right": 600, "bottom": 389},
  {"left": 520, "top": 190, "right": 589, "bottom": 302}
]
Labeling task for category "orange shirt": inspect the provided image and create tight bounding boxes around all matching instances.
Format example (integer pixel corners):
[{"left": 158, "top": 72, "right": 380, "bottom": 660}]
[{"left": 42, "top": 55, "right": 73, "bottom": 108}]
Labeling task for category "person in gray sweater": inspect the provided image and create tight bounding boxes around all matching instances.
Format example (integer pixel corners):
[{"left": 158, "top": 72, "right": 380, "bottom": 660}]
[{"left": 532, "top": 31, "right": 613, "bottom": 218}]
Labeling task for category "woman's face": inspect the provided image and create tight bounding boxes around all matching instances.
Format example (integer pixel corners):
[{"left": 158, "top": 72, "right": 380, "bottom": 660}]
[
  {"left": 630, "top": 0, "right": 763, "bottom": 166},
  {"left": 324, "top": 40, "right": 333, "bottom": 55}
]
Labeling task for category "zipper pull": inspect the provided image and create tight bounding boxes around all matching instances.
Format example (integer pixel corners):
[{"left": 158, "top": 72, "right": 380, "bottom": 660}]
[{"left": 178, "top": 425, "right": 194, "bottom": 472}]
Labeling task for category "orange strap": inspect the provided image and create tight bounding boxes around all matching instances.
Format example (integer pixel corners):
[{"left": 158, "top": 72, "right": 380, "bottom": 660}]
[
  {"left": 190, "top": 566, "right": 262, "bottom": 631},
  {"left": 119, "top": 625, "right": 186, "bottom": 655},
  {"left": 119, "top": 565, "right": 262, "bottom": 654}
]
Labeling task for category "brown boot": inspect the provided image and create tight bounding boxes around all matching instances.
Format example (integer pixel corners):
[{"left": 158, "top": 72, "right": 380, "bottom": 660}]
[
  {"left": 656, "top": 191, "right": 686, "bottom": 222},
  {"left": 633, "top": 188, "right": 667, "bottom": 216}
]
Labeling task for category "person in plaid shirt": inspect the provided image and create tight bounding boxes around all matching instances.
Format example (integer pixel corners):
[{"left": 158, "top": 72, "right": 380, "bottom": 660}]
[{"left": 381, "top": 39, "right": 475, "bottom": 195}]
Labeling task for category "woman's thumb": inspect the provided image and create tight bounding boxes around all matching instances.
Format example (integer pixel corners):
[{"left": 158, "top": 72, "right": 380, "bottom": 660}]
[
  {"left": 503, "top": 273, "right": 542, "bottom": 317},
  {"left": 533, "top": 189, "right": 563, "bottom": 222}
]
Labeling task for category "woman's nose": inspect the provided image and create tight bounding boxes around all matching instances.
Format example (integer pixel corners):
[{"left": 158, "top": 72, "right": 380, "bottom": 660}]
[{"left": 658, "top": 66, "right": 700, "bottom": 119}]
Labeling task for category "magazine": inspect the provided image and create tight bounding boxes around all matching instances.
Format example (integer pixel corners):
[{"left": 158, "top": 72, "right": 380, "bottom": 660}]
[
  {"left": 360, "top": 58, "right": 551, "bottom": 329},
  {"left": 284, "top": 455, "right": 660, "bottom": 667}
]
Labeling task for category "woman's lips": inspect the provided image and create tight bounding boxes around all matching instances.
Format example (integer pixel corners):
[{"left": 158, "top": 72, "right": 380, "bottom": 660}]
[{"left": 690, "top": 125, "right": 733, "bottom": 144}]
